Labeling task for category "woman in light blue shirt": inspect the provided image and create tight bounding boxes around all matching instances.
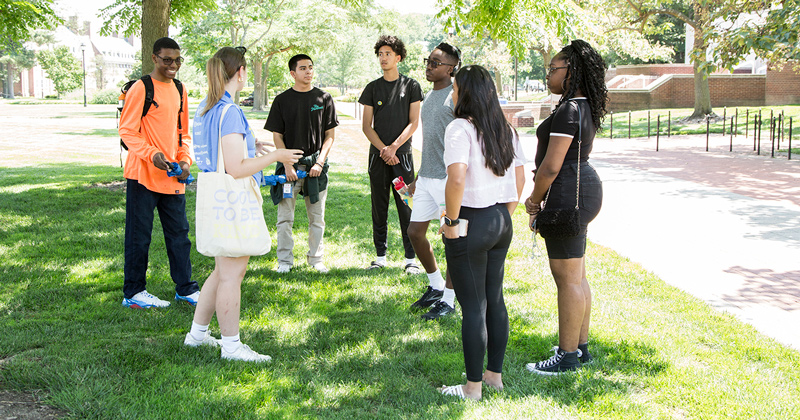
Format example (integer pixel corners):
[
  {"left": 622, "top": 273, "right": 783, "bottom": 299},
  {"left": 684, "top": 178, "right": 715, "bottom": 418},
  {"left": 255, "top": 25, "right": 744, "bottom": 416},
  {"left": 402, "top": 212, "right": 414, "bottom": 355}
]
[{"left": 183, "top": 46, "right": 302, "bottom": 362}]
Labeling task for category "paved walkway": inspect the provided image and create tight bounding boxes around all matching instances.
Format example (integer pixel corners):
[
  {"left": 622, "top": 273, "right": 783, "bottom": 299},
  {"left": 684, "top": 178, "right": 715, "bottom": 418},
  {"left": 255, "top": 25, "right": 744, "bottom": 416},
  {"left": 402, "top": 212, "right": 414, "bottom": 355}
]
[
  {"left": 336, "top": 98, "right": 800, "bottom": 350},
  {"left": 519, "top": 132, "right": 800, "bottom": 350}
]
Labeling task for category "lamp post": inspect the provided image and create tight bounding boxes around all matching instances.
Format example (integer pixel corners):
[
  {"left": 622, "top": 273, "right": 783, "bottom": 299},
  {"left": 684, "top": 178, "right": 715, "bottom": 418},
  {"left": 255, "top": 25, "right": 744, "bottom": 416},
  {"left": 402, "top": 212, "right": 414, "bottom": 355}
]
[{"left": 81, "top": 42, "right": 86, "bottom": 107}]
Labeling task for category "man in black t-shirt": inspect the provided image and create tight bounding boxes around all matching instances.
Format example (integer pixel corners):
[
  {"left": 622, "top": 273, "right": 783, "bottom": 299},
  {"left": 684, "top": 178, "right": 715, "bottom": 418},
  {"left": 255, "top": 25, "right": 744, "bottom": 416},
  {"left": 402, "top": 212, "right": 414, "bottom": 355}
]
[
  {"left": 359, "top": 35, "right": 423, "bottom": 273},
  {"left": 265, "top": 54, "right": 338, "bottom": 274}
]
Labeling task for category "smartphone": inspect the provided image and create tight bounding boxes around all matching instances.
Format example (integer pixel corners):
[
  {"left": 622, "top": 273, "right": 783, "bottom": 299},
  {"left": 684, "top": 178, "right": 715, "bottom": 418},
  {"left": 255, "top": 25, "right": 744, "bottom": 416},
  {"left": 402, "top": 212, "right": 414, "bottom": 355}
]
[{"left": 440, "top": 217, "right": 469, "bottom": 237}]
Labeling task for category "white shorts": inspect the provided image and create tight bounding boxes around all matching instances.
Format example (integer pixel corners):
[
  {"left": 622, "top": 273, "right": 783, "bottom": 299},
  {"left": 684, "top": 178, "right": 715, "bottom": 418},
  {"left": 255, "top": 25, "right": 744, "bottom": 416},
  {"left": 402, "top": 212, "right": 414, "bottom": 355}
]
[{"left": 410, "top": 176, "right": 447, "bottom": 222}]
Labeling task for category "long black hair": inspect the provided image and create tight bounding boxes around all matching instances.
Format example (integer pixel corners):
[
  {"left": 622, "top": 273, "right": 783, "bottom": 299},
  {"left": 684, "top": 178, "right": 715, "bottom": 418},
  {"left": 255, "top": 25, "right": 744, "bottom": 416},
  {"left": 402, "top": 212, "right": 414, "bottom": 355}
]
[
  {"left": 554, "top": 39, "right": 608, "bottom": 130},
  {"left": 453, "top": 65, "right": 515, "bottom": 177}
]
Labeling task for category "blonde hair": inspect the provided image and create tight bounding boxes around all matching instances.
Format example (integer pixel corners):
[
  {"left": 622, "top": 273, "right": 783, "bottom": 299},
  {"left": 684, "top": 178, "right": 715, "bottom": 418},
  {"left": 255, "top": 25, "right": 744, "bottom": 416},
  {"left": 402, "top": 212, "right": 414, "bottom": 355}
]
[{"left": 201, "top": 47, "right": 246, "bottom": 116}]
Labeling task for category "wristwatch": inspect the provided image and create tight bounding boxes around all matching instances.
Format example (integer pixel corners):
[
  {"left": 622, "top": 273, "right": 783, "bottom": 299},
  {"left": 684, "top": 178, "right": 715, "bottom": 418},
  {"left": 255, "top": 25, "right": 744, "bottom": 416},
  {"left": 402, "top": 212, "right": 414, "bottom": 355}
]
[{"left": 443, "top": 215, "right": 460, "bottom": 226}]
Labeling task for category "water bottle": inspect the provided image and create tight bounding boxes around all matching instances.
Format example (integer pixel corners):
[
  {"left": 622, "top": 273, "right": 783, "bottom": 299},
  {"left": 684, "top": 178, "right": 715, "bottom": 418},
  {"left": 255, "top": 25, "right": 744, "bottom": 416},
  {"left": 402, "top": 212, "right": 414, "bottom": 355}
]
[{"left": 392, "top": 176, "right": 413, "bottom": 209}]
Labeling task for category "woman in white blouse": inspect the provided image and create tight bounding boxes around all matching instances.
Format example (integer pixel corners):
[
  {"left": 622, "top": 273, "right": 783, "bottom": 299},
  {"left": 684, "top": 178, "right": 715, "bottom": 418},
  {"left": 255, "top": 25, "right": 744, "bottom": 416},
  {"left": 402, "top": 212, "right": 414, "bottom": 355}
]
[{"left": 438, "top": 65, "right": 526, "bottom": 400}]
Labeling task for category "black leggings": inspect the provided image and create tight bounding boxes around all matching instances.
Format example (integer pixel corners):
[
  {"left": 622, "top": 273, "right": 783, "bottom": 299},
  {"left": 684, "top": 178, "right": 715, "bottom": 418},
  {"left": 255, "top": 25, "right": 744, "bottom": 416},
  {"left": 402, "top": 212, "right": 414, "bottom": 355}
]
[{"left": 443, "top": 204, "right": 512, "bottom": 382}]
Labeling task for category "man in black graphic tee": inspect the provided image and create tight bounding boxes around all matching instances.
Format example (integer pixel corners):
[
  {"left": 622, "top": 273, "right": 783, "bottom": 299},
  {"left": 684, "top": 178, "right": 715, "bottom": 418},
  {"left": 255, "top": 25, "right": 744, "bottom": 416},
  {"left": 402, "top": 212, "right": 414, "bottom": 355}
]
[
  {"left": 265, "top": 54, "right": 338, "bottom": 274},
  {"left": 359, "top": 35, "right": 423, "bottom": 273}
]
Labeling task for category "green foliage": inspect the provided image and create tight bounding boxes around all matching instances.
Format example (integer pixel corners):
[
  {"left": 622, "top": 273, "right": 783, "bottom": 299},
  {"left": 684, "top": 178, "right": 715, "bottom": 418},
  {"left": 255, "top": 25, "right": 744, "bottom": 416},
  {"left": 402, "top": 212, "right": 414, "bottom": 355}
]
[
  {"left": 99, "top": 0, "right": 217, "bottom": 38},
  {"left": 437, "top": 0, "right": 574, "bottom": 59},
  {"left": 0, "top": 0, "right": 61, "bottom": 50},
  {"left": 126, "top": 50, "right": 142, "bottom": 80},
  {"left": 36, "top": 46, "right": 83, "bottom": 98},
  {"left": 322, "top": 87, "right": 341, "bottom": 97},
  {"left": 713, "top": 0, "right": 800, "bottom": 69},
  {"left": 90, "top": 89, "right": 120, "bottom": 104}
]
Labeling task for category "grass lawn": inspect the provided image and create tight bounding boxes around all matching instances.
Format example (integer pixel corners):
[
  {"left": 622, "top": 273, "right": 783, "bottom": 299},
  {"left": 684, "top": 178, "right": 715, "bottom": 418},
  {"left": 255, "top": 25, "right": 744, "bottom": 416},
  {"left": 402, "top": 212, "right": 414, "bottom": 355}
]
[{"left": 1, "top": 102, "right": 800, "bottom": 418}]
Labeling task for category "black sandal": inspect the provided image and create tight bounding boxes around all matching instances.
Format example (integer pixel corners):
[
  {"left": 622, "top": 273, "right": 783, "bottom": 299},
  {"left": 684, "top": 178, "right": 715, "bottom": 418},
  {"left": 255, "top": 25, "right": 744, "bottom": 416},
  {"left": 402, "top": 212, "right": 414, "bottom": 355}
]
[{"left": 367, "top": 261, "right": 385, "bottom": 270}]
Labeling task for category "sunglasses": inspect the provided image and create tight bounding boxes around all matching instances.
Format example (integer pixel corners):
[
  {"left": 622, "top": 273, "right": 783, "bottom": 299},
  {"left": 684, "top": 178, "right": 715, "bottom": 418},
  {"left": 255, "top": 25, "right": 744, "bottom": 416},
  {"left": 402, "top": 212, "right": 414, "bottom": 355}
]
[
  {"left": 235, "top": 46, "right": 246, "bottom": 57},
  {"left": 547, "top": 66, "right": 568, "bottom": 75},
  {"left": 424, "top": 58, "right": 456, "bottom": 69},
  {"left": 156, "top": 55, "right": 183, "bottom": 66}
]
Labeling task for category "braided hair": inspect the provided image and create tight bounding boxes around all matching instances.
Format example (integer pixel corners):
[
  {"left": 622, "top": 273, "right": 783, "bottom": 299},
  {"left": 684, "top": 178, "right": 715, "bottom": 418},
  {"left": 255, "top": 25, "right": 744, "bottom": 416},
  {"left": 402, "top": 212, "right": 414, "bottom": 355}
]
[{"left": 554, "top": 40, "right": 608, "bottom": 130}]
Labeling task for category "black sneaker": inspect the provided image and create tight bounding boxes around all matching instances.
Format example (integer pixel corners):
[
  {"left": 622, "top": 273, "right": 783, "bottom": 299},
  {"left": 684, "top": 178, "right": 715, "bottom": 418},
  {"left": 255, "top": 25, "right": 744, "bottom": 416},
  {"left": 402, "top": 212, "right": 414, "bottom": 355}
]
[
  {"left": 578, "top": 342, "right": 593, "bottom": 364},
  {"left": 421, "top": 301, "right": 455, "bottom": 320},
  {"left": 410, "top": 286, "right": 443, "bottom": 310},
  {"left": 526, "top": 347, "right": 581, "bottom": 375}
]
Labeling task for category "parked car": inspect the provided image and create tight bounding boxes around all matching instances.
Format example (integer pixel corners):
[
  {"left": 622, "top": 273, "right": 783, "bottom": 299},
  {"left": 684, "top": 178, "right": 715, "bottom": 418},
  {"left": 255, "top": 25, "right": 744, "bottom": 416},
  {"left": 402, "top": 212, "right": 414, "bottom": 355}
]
[{"left": 240, "top": 93, "right": 254, "bottom": 107}]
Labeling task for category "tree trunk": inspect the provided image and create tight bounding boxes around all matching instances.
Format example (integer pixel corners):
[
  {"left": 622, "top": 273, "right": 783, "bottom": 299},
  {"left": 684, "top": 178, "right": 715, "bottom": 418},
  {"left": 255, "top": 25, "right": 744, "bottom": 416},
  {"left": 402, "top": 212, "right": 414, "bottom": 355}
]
[
  {"left": 541, "top": 49, "right": 552, "bottom": 85},
  {"left": 254, "top": 55, "right": 273, "bottom": 112},
  {"left": 494, "top": 69, "right": 503, "bottom": 98},
  {"left": 690, "top": 32, "right": 713, "bottom": 119},
  {"left": 253, "top": 56, "right": 264, "bottom": 110},
  {"left": 141, "top": 0, "right": 171, "bottom": 76},
  {"left": 4, "top": 62, "right": 15, "bottom": 99},
  {"left": 689, "top": 1, "right": 713, "bottom": 120}
]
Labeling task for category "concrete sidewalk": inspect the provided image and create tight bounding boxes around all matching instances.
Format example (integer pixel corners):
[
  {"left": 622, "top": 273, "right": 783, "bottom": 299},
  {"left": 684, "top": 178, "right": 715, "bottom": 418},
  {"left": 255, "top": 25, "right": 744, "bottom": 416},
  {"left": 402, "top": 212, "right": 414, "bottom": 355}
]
[
  {"left": 341, "top": 102, "right": 800, "bottom": 350},
  {"left": 519, "top": 134, "right": 800, "bottom": 350}
]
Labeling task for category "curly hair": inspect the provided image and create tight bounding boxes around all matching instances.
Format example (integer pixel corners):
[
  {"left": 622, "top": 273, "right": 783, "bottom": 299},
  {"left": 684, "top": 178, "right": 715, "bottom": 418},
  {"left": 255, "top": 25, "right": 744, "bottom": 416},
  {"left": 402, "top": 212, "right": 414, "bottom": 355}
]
[
  {"left": 553, "top": 40, "right": 608, "bottom": 130},
  {"left": 374, "top": 35, "right": 406, "bottom": 61}
]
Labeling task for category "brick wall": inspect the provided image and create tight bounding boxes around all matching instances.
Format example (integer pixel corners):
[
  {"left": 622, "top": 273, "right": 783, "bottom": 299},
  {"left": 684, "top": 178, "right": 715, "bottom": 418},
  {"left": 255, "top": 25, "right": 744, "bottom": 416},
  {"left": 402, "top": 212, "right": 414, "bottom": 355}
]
[
  {"left": 616, "top": 64, "right": 694, "bottom": 76},
  {"left": 765, "top": 63, "right": 800, "bottom": 105},
  {"left": 609, "top": 74, "right": 766, "bottom": 111},
  {"left": 608, "top": 63, "right": 800, "bottom": 112}
]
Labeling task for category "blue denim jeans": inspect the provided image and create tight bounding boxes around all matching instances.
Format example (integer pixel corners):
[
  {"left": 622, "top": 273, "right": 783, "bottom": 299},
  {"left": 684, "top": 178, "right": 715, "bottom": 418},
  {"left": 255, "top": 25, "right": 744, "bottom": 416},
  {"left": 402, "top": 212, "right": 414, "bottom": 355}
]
[{"left": 123, "top": 179, "right": 198, "bottom": 299}]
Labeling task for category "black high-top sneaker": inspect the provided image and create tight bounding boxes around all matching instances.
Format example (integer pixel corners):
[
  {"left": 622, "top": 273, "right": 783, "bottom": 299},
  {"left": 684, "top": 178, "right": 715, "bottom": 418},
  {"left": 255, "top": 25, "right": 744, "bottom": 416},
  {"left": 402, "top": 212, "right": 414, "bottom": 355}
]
[
  {"left": 526, "top": 347, "right": 581, "bottom": 375},
  {"left": 578, "top": 342, "right": 593, "bottom": 364}
]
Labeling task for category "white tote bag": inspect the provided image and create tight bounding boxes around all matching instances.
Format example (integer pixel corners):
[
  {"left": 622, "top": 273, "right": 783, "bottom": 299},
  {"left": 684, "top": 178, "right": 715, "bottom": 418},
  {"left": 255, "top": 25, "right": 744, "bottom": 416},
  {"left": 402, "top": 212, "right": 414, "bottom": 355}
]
[{"left": 195, "top": 104, "right": 271, "bottom": 257}]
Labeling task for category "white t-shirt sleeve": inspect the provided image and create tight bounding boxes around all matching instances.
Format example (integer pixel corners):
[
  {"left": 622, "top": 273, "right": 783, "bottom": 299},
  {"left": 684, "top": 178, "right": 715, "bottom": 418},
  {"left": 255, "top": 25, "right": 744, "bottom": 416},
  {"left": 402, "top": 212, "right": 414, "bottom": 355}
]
[
  {"left": 512, "top": 131, "right": 527, "bottom": 167},
  {"left": 443, "top": 119, "right": 471, "bottom": 168}
]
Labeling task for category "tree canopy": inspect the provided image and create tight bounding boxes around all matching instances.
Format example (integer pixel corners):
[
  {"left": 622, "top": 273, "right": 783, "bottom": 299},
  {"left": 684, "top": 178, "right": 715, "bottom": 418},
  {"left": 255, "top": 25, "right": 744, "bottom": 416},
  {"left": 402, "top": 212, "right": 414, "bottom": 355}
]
[
  {"left": 37, "top": 45, "right": 83, "bottom": 98},
  {"left": 0, "top": 0, "right": 61, "bottom": 50}
]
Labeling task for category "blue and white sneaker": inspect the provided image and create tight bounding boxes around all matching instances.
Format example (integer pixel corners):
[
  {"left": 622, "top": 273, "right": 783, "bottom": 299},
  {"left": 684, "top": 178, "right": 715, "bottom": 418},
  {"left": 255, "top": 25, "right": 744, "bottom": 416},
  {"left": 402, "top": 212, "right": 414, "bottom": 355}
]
[
  {"left": 175, "top": 291, "right": 201, "bottom": 306},
  {"left": 122, "top": 290, "right": 170, "bottom": 309}
]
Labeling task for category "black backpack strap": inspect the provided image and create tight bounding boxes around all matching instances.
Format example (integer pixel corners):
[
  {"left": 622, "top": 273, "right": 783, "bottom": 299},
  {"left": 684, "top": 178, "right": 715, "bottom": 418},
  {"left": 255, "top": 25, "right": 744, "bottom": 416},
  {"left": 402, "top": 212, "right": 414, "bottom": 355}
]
[
  {"left": 140, "top": 75, "right": 155, "bottom": 118},
  {"left": 174, "top": 79, "right": 184, "bottom": 147}
]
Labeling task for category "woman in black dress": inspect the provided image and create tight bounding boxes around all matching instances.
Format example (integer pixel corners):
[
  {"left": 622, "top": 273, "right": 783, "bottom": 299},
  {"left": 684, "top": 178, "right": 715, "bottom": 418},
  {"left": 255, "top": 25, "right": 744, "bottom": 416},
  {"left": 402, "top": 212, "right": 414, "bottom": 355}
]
[{"left": 525, "top": 40, "right": 608, "bottom": 375}]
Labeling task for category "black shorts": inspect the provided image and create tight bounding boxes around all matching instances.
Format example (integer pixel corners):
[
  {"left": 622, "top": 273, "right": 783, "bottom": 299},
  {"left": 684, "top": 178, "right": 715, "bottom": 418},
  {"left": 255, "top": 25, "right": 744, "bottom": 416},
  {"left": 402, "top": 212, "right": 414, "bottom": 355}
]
[{"left": 543, "top": 162, "right": 603, "bottom": 259}]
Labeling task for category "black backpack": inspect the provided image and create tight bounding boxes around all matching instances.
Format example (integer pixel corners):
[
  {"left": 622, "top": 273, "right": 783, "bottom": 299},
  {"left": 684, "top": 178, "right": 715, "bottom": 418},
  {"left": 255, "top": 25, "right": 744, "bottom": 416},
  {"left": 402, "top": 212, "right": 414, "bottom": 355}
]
[{"left": 117, "top": 75, "right": 185, "bottom": 153}]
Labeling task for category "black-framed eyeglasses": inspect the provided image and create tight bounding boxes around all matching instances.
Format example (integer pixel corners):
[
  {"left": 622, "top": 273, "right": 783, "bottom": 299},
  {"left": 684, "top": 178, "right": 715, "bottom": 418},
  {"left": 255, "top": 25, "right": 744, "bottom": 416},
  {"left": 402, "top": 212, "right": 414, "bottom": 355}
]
[
  {"left": 548, "top": 66, "right": 568, "bottom": 75},
  {"left": 424, "top": 58, "right": 456, "bottom": 69},
  {"left": 156, "top": 55, "right": 184, "bottom": 66},
  {"left": 235, "top": 46, "right": 247, "bottom": 57}
]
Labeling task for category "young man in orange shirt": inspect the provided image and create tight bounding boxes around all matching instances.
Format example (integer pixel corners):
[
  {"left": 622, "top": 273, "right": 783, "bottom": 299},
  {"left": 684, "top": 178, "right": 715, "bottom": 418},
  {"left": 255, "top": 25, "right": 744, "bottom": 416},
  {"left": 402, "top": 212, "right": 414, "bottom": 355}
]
[{"left": 118, "top": 37, "right": 198, "bottom": 308}]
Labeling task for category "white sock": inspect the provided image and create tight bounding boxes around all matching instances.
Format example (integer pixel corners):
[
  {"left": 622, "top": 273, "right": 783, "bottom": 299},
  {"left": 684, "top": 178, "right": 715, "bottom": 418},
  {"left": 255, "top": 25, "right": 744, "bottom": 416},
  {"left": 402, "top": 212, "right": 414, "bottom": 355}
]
[
  {"left": 221, "top": 333, "right": 242, "bottom": 353},
  {"left": 441, "top": 288, "right": 456, "bottom": 307},
  {"left": 189, "top": 322, "right": 209, "bottom": 341},
  {"left": 404, "top": 258, "right": 416, "bottom": 267},
  {"left": 427, "top": 269, "right": 445, "bottom": 291},
  {"left": 375, "top": 255, "right": 387, "bottom": 265}
]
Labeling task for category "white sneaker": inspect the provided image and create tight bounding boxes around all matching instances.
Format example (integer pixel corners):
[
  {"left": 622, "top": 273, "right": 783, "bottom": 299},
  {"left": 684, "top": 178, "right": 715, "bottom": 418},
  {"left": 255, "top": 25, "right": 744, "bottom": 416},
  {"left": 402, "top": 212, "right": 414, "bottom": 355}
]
[
  {"left": 122, "top": 290, "right": 170, "bottom": 308},
  {"left": 175, "top": 291, "right": 201, "bottom": 306},
  {"left": 276, "top": 264, "right": 292, "bottom": 273},
  {"left": 311, "top": 263, "right": 329, "bottom": 273},
  {"left": 184, "top": 332, "right": 221, "bottom": 348},
  {"left": 221, "top": 343, "right": 272, "bottom": 362}
]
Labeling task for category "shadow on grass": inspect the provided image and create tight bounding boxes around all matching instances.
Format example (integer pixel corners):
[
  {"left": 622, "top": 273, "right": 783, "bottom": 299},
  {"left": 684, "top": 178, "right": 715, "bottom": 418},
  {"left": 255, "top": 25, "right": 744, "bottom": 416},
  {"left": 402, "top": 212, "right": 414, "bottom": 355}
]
[{"left": 0, "top": 163, "right": 672, "bottom": 419}]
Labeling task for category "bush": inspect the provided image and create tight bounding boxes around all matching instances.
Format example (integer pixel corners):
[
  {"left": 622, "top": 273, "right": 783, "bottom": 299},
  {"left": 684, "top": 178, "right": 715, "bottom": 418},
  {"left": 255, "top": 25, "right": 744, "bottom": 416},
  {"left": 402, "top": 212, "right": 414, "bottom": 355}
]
[
  {"left": 90, "top": 89, "right": 120, "bottom": 105},
  {"left": 45, "top": 94, "right": 58, "bottom": 99},
  {"left": 339, "top": 93, "right": 359, "bottom": 103},
  {"left": 322, "top": 87, "right": 341, "bottom": 98}
]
